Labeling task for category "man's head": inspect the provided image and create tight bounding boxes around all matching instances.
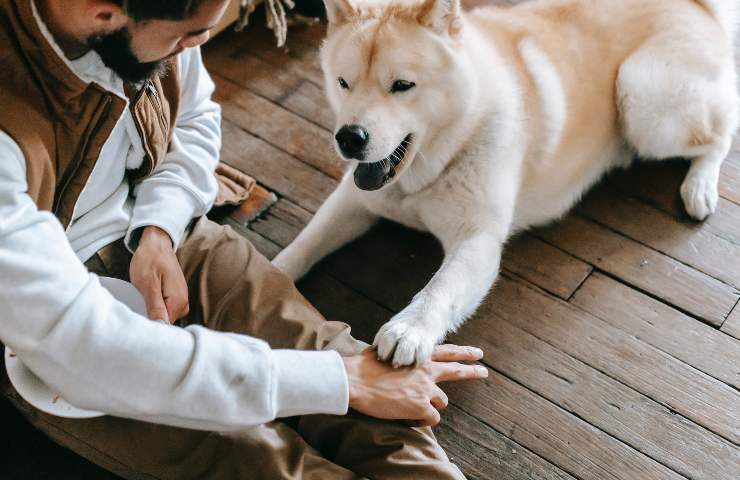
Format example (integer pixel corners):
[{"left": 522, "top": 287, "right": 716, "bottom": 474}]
[{"left": 46, "top": 0, "right": 230, "bottom": 83}]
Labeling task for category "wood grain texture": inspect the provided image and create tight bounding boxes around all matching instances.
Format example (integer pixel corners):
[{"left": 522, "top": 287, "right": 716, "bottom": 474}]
[
  {"left": 577, "top": 188, "right": 740, "bottom": 289},
  {"left": 451, "top": 301, "right": 740, "bottom": 480},
  {"left": 534, "top": 215, "right": 739, "bottom": 326},
  {"left": 446, "top": 369, "right": 685, "bottom": 480},
  {"left": 722, "top": 305, "right": 740, "bottom": 341},
  {"left": 572, "top": 272, "right": 740, "bottom": 389},
  {"left": 214, "top": 75, "right": 344, "bottom": 180},
  {"left": 503, "top": 234, "right": 592, "bottom": 299},
  {"left": 489, "top": 276, "right": 740, "bottom": 445},
  {"left": 220, "top": 119, "right": 336, "bottom": 212}
]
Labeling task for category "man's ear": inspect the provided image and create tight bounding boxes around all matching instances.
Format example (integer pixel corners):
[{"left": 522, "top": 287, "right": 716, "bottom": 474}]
[
  {"left": 417, "top": 0, "right": 462, "bottom": 36},
  {"left": 324, "top": 0, "right": 356, "bottom": 25},
  {"left": 85, "top": 0, "right": 128, "bottom": 32}
]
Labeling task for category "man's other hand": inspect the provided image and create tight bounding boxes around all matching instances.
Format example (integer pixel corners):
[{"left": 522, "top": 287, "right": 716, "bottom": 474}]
[
  {"left": 342, "top": 344, "right": 488, "bottom": 427},
  {"left": 130, "top": 226, "right": 189, "bottom": 324}
]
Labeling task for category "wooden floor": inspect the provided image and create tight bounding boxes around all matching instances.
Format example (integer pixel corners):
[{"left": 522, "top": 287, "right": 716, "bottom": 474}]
[{"left": 3, "top": 2, "right": 740, "bottom": 479}]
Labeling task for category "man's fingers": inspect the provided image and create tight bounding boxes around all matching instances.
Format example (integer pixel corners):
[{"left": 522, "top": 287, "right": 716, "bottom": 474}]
[
  {"left": 430, "top": 387, "right": 449, "bottom": 411},
  {"left": 164, "top": 296, "right": 187, "bottom": 324},
  {"left": 140, "top": 276, "right": 169, "bottom": 323},
  {"left": 417, "top": 406, "right": 441, "bottom": 428},
  {"left": 162, "top": 268, "right": 190, "bottom": 323},
  {"left": 433, "top": 362, "right": 489, "bottom": 383},
  {"left": 431, "top": 344, "right": 484, "bottom": 362}
]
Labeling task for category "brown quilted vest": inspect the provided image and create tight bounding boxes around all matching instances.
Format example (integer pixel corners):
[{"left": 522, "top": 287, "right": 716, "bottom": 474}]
[{"left": 0, "top": 0, "right": 180, "bottom": 228}]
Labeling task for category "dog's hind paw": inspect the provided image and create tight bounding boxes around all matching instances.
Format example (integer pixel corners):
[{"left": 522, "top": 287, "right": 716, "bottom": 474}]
[
  {"left": 373, "top": 318, "right": 439, "bottom": 367},
  {"left": 681, "top": 172, "right": 719, "bottom": 221}
]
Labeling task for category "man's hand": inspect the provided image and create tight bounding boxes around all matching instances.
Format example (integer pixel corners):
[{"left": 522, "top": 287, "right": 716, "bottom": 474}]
[
  {"left": 129, "top": 226, "right": 189, "bottom": 324},
  {"left": 342, "top": 345, "right": 488, "bottom": 427}
]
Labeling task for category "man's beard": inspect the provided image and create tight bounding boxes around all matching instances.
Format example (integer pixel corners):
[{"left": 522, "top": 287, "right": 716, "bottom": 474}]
[{"left": 87, "top": 27, "right": 171, "bottom": 84}]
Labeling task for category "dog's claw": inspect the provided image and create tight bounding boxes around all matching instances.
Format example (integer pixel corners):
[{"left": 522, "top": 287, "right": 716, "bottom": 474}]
[{"left": 373, "top": 318, "right": 437, "bottom": 366}]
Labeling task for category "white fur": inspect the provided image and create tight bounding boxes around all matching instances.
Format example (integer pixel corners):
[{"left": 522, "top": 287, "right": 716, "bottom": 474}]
[{"left": 273, "top": 0, "right": 740, "bottom": 365}]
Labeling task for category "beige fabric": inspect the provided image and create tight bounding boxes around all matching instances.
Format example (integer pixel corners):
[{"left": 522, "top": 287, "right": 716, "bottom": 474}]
[
  {"left": 214, "top": 162, "right": 257, "bottom": 207},
  {"left": 1, "top": 218, "right": 464, "bottom": 480}
]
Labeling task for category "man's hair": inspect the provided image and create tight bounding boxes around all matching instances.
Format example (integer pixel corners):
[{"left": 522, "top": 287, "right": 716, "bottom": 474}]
[{"left": 114, "top": 0, "right": 208, "bottom": 21}]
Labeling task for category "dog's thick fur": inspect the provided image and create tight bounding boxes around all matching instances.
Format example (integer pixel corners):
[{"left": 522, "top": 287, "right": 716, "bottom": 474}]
[{"left": 273, "top": 0, "right": 740, "bottom": 365}]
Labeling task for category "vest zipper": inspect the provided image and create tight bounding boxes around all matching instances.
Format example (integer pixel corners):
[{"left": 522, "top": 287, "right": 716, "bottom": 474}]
[
  {"left": 147, "top": 82, "right": 168, "bottom": 132},
  {"left": 56, "top": 94, "right": 114, "bottom": 230}
]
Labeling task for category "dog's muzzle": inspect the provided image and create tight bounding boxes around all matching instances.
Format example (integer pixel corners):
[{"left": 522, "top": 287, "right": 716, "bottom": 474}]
[{"left": 354, "top": 134, "right": 413, "bottom": 191}]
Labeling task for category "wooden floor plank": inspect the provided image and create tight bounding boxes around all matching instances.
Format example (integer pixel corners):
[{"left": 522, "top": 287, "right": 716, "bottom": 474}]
[
  {"left": 533, "top": 214, "right": 739, "bottom": 326},
  {"left": 606, "top": 161, "right": 740, "bottom": 245},
  {"left": 447, "top": 369, "right": 686, "bottom": 480},
  {"left": 227, "top": 22, "right": 325, "bottom": 86},
  {"left": 279, "top": 80, "right": 334, "bottom": 131},
  {"left": 722, "top": 305, "right": 740, "bottom": 341},
  {"left": 214, "top": 74, "right": 344, "bottom": 179},
  {"left": 490, "top": 276, "right": 740, "bottom": 445},
  {"left": 437, "top": 405, "right": 578, "bottom": 480},
  {"left": 220, "top": 119, "right": 336, "bottom": 212},
  {"left": 204, "top": 41, "right": 304, "bottom": 102},
  {"left": 451, "top": 305, "right": 740, "bottom": 480},
  {"left": 577, "top": 187, "right": 740, "bottom": 289},
  {"left": 503, "top": 234, "right": 592, "bottom": 300},
  {"left": 720, "top": 148, "right": 740, "bottom": 205},
  {"left": 571, "top": 272, "right": 740, "bottom": 389}
]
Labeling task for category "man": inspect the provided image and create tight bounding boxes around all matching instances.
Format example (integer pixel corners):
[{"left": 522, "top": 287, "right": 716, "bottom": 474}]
[{"left": 0, "top": 0, "right": 487, "bottom": 478}]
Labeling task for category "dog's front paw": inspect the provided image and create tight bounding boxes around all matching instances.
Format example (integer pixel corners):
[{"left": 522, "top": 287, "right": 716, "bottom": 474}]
[
  {"left": 373, "top": 313, "right": 442, "bottom": 367},
  {"left": 681, "top": 172, "right": 719, "bottom": 221}
]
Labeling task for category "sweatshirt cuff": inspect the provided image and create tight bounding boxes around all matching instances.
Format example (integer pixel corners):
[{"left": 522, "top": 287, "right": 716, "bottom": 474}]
[
  {"left": 272, "top": 349, "right": 349, "bottom": 418},
  {"left": 125, "top": 181, "right": 201, "bottom": 252}
]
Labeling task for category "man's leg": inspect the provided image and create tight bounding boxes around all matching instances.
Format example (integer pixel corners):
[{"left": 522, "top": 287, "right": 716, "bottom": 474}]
[
  {"left": 1, "top": 378, "right": 361, "bottom": 480},
  {"left": 1, "top": 233, "right": 361, "bottom": 480},
  {"left": 176, "top": 217, "right": 465, "bottom": 480}
]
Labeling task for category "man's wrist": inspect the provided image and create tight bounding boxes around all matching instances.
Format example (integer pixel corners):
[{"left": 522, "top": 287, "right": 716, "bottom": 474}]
[
  {"left": 138, "top": 226, "right": 174, "bottom": 250},
  {"left": 341, "top": 356, "right": 359, "bottom": 408}
]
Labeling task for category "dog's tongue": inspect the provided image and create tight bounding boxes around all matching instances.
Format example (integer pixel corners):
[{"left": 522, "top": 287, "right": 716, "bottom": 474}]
[{"left": 354, "top": 161, "right": 391, "bottom": 191}]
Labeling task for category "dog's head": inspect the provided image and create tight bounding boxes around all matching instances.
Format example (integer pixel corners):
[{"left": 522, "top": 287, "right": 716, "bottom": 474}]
[{"left": 321, "top": 0, "right": 472, "bottom": 191}]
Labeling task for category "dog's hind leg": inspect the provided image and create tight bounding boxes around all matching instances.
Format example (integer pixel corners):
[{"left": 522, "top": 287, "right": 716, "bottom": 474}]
[
  {"left": 616, "top": 27, "right": 738, "bottom": 220},
  {"left": 272, "top": 175, "right": 378, "bottom": 281}
]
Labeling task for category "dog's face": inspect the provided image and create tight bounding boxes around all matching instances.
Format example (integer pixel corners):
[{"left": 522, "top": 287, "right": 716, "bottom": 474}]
[{"left": 321, "top": 0, "right": 469, "bottom": 191}]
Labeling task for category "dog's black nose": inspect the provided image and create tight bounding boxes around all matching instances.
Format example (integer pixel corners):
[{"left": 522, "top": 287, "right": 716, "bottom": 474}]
[{"left": 335, "top": 125, "right": 369, "bottom": 160}]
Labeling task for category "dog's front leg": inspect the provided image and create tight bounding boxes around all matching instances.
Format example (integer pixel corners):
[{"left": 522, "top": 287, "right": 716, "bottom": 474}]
[
  {"left": 273, "top": 175, "right": 378, "bottom": 281},
  {"left": 374, "top": 219, "right": 509, "bottom": 366}
]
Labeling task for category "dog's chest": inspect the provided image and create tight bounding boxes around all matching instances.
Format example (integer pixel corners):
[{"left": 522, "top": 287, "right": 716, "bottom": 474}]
[{"left": 362, "top": 189, "right": 428, "bottom": 231}]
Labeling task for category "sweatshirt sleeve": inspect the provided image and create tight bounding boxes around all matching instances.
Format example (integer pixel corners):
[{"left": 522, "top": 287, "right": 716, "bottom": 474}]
[
  {"left": 125, "top": 46, "right": 221, "bottom": 251},
  {"left": 0, "top": 131, "right": 349, "bottom": 431}
]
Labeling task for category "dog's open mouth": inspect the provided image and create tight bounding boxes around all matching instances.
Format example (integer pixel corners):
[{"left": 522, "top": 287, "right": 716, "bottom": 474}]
[{"left": 354, "top": 134, "right": 413, "bottom": 191}]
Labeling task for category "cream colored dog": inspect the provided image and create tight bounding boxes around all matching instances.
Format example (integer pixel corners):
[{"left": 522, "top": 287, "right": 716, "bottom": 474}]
[{"left": 273, "top": 0, "right": 739, "bottom": 366}]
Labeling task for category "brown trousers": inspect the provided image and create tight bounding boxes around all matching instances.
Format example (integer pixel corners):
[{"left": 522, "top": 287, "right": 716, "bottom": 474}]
[{"left": 1, "top": 218, "right": 464, "bottom": 480}]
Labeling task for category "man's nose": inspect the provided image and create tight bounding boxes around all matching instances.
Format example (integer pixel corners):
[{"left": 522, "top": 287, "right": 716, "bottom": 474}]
[
  {"left": 180, "top": 31, "right": 210, "bottom": 49},
  {"left": 335, "top": 125, "right": 370, "bottom": 160}
]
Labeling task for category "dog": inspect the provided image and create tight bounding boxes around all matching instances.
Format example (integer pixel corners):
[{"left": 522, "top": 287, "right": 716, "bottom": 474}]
[{"left": 273, "top": 0, "right": 739, "bottom": 366}]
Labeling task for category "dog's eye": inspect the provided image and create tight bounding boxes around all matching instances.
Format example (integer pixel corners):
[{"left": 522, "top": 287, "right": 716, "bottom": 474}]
[
  {"left": 391, "top": 80, "right": 416, "bottom": 93},
  {"left": 338, "top": 77, "right": 349, "bottom": 90}
]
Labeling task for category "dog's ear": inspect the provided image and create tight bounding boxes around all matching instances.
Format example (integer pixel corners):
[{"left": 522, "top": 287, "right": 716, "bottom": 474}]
[
  {"left": 416, "top": 0, "right": 462, "bottom": 36},
  {"left": 323, "top": 0, "right": 355, "bottom": 25}
]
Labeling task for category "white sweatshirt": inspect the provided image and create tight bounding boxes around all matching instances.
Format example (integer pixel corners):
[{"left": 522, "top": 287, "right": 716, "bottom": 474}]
[{"left": 0, "top": 6, "right": 349, "bottom": 431}]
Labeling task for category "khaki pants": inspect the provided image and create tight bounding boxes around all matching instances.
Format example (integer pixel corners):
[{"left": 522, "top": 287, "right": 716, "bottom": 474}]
[{"left": 1, "top": 218, "right": 464, "bottom": 480}]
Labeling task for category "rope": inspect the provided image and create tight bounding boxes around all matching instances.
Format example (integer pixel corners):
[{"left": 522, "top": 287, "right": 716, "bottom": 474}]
[{"left": 236, "top": 0, "right": 297, "bottom": 47}]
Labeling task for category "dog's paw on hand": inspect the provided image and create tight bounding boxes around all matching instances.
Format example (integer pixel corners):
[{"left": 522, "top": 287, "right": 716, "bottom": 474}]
[
  {"left": 681, "top": 172, "right": 719, "bottom": 221},
  {"left": 373, "top": 318, "right": 439, "bottom": 367}
]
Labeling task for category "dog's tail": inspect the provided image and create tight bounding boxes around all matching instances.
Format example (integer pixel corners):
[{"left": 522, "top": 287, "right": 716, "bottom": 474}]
[{"left": 693, "top": 0, "right": 738, "bottom": 40}]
